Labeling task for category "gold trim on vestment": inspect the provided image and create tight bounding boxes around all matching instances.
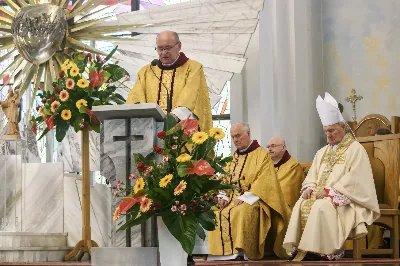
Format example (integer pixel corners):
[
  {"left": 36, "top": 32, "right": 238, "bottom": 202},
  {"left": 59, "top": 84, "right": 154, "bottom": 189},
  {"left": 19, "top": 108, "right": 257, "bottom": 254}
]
[{"left": 293, "top": 134, "right": 354, "bottom": 261}]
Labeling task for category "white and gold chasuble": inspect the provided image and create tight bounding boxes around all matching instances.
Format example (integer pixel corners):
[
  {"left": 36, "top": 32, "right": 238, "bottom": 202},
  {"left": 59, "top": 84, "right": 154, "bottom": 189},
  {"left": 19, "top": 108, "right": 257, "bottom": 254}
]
[{"left": 283, "top": 134, "right": 380, "bottom": 259}]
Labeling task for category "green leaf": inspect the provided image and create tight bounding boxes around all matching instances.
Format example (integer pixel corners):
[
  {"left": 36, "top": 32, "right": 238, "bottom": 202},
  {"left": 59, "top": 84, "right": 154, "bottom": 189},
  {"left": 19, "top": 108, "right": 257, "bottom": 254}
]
[
  {"left": 200, "top": 180, "right": 233, "bottom": 193},
  {"left": 79, "top": 106, "right": 88, "bottom": 114},
  {"left": 104, "top": 45, "right": 118, "bottom": 62},
  {"left": 177, "top": 164, "right": 189, "bottom": 177},
  {"left": 55, "top": 119, "right": 70, "bottom": 142},
  {"left": 153, "top": 187, "right": 172, "bottom": 201},
  {"left": 91, "top": 121, "right": 100, "bottom": 133},
  {"left": 117, "top": 212, "right": 151, "bottom": 232},
  {"left": 106, "top": 64, "right": 129, "bottom": 82},
  {"left": 162, "top": 212, "right": 198, "bottom": 255},
  {"left": 103, "top": 71, "right": 111, "bottom": 82},
  {"left": 37, "top": 127, "right": 50, "bottom": 141},
  {"left": 92, "top": 100, "right": 102, "bottom": 106},
  {"left": 196, "top": 224, "right": 206, "bottom": 241},
  {"left": 163, "top": 114, "right": 177, "bottom": 131},
  {"left": 197, "top": 212, "right": 216, "bottom": 231}
]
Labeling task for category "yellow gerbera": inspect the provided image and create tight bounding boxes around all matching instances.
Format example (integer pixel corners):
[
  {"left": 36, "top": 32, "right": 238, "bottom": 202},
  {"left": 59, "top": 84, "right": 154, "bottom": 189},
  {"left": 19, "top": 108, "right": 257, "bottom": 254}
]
[
  {"left": 192, "top": 132, "right": 208, "bottom": 145},
  {"left": 61, "top": 109, "right": 72, "bottom": 120},
  {"left": 76, "top": 99, "right": 88, "bottom": 109},
  {"left": 176, "top": 154, "right": 192, "bottom": 163},
  {"left": 77, "top": 78, "right": 89, "bottom": 88},
  {"left": 159, "top": 174, "right": 173, "bottom": 188},
  {"left": 174, "top": 180, "right": 187, "bottom": 196},
  {"left": 70, "top": 67, "right": 80, "bottom": 77},
  {"left": 140, "top": 197, "right": 152, "bottom": 213},
  {"left": 134, "top": 178, "right": 145, "bottom": 194},
  {"left": 61, "top": 60, "right": 72, "bottom": 72},
  {"left": 209, "top": 128, "right": 225, "bottom": 140}
]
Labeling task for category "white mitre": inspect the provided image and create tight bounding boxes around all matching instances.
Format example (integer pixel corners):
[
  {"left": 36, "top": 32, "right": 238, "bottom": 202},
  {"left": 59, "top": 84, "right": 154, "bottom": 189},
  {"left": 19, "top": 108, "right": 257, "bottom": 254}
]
[{"left": 316, "top": 92, "right": 345, "bottom": 126}]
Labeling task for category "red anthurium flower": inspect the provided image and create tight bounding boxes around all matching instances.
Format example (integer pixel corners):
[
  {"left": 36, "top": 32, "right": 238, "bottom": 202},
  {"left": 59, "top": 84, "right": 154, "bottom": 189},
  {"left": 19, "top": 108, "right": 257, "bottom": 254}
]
[
  {"left": 186, "top": 160, "right": 214, "bottom": 176},
  {"left": 44, "top": 116, "right": 54, "bottom": 130},
  {"left": 173, "top": 116, "right": 199, "bottom": 137},
  {"left": 119, "top": 194, "right": 143, "bottom": 213},
  {"left": 89, "top": 70, "right": 105, "bottom": 88}
]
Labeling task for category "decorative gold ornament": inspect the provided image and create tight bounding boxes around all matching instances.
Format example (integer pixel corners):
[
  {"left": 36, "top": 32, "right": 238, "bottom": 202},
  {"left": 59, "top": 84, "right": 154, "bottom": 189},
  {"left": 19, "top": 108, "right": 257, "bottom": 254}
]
[
  {"left": 0, "top": 0, "right": 140, "bottom": 100},
  {"left": 345, "top": 88, "right": 363, "bottom": 122}
]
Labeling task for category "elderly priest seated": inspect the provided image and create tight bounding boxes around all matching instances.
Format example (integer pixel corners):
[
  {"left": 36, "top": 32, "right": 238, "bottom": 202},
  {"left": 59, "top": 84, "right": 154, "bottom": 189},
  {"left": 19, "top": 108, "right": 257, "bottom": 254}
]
[
  {"left": 208, "top": 123, "right": 291, "bottom": 261},
  {"left": 283, "top": 92, "right": 380, "bottom": 261}
]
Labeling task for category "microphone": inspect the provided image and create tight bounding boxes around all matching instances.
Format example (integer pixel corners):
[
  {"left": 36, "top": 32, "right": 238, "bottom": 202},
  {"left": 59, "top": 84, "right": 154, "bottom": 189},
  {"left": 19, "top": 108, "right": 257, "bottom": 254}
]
[
  {"left": 149, "top": 59, "right": 172, "bottom": 113},
  {"left": 151, "top": 59, "right": 159, "bottom": 66}
]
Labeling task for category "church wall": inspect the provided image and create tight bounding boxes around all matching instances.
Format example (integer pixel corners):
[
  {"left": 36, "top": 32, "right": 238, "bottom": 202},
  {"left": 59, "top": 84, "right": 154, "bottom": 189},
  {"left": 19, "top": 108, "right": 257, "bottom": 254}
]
[
  {"left": 230, "top": 0, "right": 324, "bottom": 162},
  {"left": 322, "top": 0, "right": 400, "bottom": 122}
]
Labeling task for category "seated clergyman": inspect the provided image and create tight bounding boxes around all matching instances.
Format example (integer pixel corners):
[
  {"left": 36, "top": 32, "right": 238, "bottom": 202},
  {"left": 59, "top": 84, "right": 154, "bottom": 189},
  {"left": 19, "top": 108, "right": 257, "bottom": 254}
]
[
  {"left": 283, "top": 92, "right": 380, "bottom": 261},
  {"left": 208, "top": 123, "right": 291, "bottom": 261},
  {"left": 267, "top": 137, "right": 304, "bottom": 210}
]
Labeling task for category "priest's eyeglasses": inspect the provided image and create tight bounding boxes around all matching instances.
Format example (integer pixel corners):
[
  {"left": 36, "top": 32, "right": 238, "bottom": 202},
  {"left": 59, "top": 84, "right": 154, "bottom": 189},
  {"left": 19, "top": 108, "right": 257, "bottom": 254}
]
[
  {"left": 266, "top": 144, "right": 283, "bottom": 149},
  {"left": 155, "top": 42, "right": 180, "bottom": 52}
]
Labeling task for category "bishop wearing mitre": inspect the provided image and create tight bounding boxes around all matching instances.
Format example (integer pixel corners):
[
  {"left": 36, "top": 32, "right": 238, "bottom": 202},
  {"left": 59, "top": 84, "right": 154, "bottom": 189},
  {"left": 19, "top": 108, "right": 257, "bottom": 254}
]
[{"left": 283, "top": 92, "right": 380, "bottom": 261}]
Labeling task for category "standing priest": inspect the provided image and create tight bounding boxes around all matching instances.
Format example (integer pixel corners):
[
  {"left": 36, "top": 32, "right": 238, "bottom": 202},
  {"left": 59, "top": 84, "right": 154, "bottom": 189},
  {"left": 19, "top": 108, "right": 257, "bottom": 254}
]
[
  {"left": 127, "top": 30, "right": 212, "bottom": 132},
  {"left": 208, "top": 123, "right": 291, "bottom": 260},
  {"left": 283, "top": 92, "right": 380, "bottom": 261}
]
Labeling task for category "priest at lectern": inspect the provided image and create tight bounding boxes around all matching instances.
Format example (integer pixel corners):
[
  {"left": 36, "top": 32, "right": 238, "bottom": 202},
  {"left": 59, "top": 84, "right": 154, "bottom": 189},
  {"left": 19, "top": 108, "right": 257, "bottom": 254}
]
[
  {"left": 283, "top": 92, "right": 380, "bottom": 261},
  {"left": 127, "top": 30, "right": 212, "bottom": 132}
]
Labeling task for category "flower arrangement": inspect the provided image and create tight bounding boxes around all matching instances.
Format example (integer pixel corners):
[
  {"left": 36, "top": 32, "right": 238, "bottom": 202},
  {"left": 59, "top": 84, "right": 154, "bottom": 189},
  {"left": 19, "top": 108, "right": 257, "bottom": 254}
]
[
  {"left": 31, "top": 46, "right": 128, "bottom": 141},
  {"left": 113, "top": 115, "right": 234, "bottom": 255}
]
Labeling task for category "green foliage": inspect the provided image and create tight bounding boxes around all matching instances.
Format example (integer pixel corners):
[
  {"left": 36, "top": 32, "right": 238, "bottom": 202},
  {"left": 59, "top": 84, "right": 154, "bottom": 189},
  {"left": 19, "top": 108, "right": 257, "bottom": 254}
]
[
  {"left": 31, "top": 47, "right": 129, "bottom": 142},
  {"left": 115, "top": 116, "right": 234, "bottom": 255}
]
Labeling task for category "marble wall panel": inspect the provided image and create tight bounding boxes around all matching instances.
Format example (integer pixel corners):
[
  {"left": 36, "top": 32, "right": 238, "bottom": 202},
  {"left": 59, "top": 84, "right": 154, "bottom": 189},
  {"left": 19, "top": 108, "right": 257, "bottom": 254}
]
[{"left": 22, "top": 163, "right": 63, "bottom": 233}]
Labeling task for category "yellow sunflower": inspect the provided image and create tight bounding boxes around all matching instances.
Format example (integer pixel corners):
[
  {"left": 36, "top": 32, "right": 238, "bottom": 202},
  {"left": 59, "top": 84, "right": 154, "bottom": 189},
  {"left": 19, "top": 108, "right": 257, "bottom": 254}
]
[
  {"left": 61, "top": 109, "right": 72, "bottom": 120},
  {"left": 134, "top": 178, "right": 145, "bottom": 194},
  {"left": 159, "top": 174, "right": 173, "bottom": 188},
  {"left": 174, "top": 180, "right": 187, "bottom": 196},
  {"left": 70, "top": 67, "right": 80, "bottom": 77},
  {"left": 76, "top": 99, "right": 88, "bottom": 109},
  {"left": 77, "top": 78, "right": 89, "bottom": 88},
  {"left": 66, "top": 79, "right": 75, "bottom": 89},
  {"left": 61, "top": 59, "right": 72, "bottom": 72},
  {"left": 209, "top": 128, "right": 225, "bottom": 140},
  {"left": 176, "top": 153, "right": 192, "bottom": 163},
  {"left": 192, "top": 132, "right": 208, "bottom": 145},
  {"left": 59, "top": 90, "right": 69, "bottom": 102},
  {"left": 140, "top": 197, "right": 152, "bottom": 213}
]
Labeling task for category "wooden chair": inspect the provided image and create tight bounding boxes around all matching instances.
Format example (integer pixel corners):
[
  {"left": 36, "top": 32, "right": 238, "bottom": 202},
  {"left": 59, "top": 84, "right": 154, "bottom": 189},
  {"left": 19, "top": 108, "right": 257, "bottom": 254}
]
[
  {"left": 353, "top": 134, "right": 400, "bottom": 259},
  {"left": 354, "top": 114, "right": 400, "bottom": 137}
]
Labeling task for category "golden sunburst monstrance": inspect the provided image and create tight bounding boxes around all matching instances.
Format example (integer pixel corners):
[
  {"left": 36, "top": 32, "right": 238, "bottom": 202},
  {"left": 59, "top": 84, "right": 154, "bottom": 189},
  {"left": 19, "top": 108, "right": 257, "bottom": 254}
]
[{"left": 0, "top": 0, "right": 138, "bottom": 108}]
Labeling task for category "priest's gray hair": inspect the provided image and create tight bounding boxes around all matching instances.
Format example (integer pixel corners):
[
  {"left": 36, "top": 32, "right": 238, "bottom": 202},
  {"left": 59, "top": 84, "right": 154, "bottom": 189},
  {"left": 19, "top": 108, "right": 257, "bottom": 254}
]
[{"left": 234, "top": 122, "right": 250, "bottom": 134}]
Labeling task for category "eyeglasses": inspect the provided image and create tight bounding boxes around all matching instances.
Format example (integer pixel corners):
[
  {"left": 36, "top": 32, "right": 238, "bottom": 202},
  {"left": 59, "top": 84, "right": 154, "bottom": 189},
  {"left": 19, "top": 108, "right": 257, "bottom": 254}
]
[
  {"left": 155, "top": 42, "right": 180, "bottom": 52},
  {"left": 266, "top": 144, "right": 283, "bottom": 149}
]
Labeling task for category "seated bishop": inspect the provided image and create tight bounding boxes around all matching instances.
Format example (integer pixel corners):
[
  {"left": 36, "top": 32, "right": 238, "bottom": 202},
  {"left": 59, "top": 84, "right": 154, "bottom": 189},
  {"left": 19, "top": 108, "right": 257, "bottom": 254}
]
[
  {"left": 267, "top": 137, "right": 304, "bottom": 210},
  {"left": 283, "top": 92, "right": 380, "bottom": 261},
  {"left": 208, "top": 123, "right": 291, "bottom": 261},
  {"left": 126, "top": 30, "right": 212, "bottom": 132}
]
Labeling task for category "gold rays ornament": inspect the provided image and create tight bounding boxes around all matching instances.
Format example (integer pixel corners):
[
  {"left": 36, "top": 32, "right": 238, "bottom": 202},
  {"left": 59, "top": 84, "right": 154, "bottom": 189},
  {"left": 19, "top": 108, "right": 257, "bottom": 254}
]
[{"left": 0, "top": 0, "right": 138, "bottom": 105}]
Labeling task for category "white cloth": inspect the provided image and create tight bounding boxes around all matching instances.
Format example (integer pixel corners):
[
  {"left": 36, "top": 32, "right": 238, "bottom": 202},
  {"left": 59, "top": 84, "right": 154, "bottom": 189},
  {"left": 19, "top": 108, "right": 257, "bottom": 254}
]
[
  {"left": 217, "top": 191, "right": 229, "bottom": 201},
  {"left": 316, "top": 92, "right": 344, "bottom": 126},
  {"left": 171, "top": 106, "right": 197, "bottom": 120},
  {"left": 237, "top": 191, "right": 260, "bottom": 205}
]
